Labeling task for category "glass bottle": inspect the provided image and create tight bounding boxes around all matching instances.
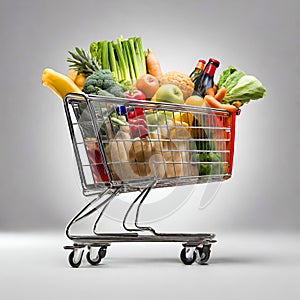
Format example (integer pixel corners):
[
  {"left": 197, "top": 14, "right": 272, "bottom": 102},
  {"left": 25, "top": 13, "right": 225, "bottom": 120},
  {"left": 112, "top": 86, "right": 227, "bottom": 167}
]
[
  {"left": 193, "top": 58, "right": 220, "bottom": 98},
  {"left": 189, "top": 59, "right": 206, "bottom": 82}
]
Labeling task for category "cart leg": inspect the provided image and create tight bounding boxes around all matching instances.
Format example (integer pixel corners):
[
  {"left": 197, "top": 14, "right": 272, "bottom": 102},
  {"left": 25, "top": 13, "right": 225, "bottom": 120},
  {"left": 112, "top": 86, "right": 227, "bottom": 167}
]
[
  {"left": 122, "top": 181, "right": 157, "bottom": 233},
  {"left": 65, "top": 187, "right": 121, "bottom": 240},
  {"left": 92, "top": 190, "right": 120, "bottom": 235}
]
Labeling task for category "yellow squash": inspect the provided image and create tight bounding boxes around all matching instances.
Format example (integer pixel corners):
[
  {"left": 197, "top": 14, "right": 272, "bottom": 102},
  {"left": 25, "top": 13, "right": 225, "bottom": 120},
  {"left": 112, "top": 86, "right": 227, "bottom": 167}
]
[{"left": 42, "top": 68, "right": 82, "bottom": 101}]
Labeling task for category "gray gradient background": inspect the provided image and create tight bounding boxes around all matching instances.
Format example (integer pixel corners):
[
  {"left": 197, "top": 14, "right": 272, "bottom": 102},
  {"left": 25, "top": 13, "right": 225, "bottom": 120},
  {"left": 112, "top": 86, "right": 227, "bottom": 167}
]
[
  {"left": 0, "top": 0, "right": 299, "bottom": 299},
  {"left": 1, "top": 0, "right": 299, "bottom": 232}
]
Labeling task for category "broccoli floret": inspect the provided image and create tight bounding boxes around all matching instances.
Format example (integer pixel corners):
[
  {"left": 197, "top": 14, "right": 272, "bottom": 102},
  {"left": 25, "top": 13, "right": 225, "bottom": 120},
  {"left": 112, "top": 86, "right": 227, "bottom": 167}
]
[
  {"left": 96, "top": 88, "right": 114, "bottom": 97},
  {"left": 106, "top": 85, "right": 125, "bottom": 98},
  {"left": 102, "top": 79, "right": 116, "bottom": 89},
  {"left": 83, "top": 69, "right": 125, "bottom": 98},
  {"left": 84, "top": 84, "right": 97, "bottom": 95},
  {"left": 99, "top": 69, "right": 115, "bottom": 80}
]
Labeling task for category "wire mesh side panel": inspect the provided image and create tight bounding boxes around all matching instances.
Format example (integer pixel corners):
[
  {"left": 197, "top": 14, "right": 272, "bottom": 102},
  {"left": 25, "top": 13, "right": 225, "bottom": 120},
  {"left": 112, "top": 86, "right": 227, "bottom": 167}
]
[
  {"left": 64, "top": 94, "right": 111, "bottom": 196},
  {"left": 86, "top": 96, "right": 235, "bottom": 189}
]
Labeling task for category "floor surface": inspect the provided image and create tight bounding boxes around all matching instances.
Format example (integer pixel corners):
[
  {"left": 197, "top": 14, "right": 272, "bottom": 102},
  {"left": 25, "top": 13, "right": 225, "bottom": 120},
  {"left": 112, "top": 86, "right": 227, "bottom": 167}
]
[{"left": 0, "top": 231, "right": 299, "bottom": 300}]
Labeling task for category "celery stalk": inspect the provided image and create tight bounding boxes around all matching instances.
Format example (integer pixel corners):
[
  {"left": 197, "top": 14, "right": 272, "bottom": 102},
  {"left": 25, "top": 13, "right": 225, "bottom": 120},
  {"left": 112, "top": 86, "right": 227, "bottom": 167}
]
[
  {"left": 108, "top": 41, "right": 118, "bottom": 80},
  {"left": 128, "top": 38, "right": 140, "bottom": 79},
  {"left": 119, "top": 39, "right": 129, "bottom": 71},
  {"left": 133, "top": 37, "right": 143, "bottom": 76},
  {"left": 135, "top": 37, "right": 147, "bottom": 75},
  {"left": 123, "top": 40, "right": 136, "bottom": 82},
  {"left": 115, "top": 59, "right": 121, "bottom": 81},
  {"left": 101, "top": 40, "right": 110, "bottom": 70},
  {"left": 114, "top": 42, "right": 128, "bottom": 82},
  {"left": 121, "top": 41, "right": 130, "bottom": 82},
  {"left": 117, "top": 36, "right": 131, "bottom": 82}
]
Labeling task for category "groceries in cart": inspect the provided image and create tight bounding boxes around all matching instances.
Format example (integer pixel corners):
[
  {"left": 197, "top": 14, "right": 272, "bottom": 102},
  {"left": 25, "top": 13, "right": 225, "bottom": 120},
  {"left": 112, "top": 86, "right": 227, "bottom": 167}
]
[
  {"left": 41, "top": 35, "right": 265, "bottom": 185},
  {"left": 41, "top": 35, "right": 266, "bottom": 267}
]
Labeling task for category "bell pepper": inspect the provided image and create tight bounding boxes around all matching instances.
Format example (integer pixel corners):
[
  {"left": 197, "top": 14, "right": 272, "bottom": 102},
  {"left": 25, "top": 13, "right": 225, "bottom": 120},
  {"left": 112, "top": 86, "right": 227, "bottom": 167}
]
[
  {"left": 127, "top": 107, "right": 145, "bottom": 119},
  {"left": 128, "top": 117, "right": 148, "bottom": 139},
  {"left": 85, "top": 139, "right": 109, "bottom": 183}
]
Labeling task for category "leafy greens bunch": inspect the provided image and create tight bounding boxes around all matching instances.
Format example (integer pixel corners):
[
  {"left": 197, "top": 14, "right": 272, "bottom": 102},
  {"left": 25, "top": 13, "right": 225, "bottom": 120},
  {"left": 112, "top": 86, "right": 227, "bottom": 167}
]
[
  {"left": 217, "top": 66, "right": 266, "bottom": 105},
  {"left": 89, "top": 36, "right": 147, "bottom": 87}
]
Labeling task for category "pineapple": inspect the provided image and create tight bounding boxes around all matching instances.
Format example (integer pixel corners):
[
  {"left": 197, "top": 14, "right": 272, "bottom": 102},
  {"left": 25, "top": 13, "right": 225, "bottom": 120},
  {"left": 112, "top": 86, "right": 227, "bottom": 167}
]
[{"left": 67, "top": 47, "right": 100, "bottom": 76}]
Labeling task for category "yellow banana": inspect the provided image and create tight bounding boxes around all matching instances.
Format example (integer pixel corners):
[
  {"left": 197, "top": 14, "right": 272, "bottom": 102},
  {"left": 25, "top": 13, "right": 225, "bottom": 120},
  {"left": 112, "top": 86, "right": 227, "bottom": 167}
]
[{"left": 42, "top": 68, "right": 82, "bottom": 101}]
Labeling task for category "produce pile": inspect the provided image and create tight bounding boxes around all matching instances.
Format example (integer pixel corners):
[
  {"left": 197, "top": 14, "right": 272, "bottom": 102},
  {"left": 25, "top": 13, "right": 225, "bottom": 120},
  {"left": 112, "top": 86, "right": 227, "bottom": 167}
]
[{"left": 42, "top": 35, "right": 266, "bottom": 182}]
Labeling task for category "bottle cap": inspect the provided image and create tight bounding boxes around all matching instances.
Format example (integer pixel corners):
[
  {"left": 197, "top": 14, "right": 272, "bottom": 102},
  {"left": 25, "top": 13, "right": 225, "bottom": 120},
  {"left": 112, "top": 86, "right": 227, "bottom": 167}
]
[
  {"left": 208, "top": 58, "right": 220, "bottom": 67},
  {"left": 198, "top": 59, "right": 206, "bottom": 64},
  {"left": 205, "top": 63, "right": 217, "bottom": 76}
]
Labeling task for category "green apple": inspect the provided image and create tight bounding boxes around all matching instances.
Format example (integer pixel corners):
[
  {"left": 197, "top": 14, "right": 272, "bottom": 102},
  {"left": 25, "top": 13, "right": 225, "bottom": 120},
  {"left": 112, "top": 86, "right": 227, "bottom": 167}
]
[{"left": 152, "top": 84, "right": 184, "bottom": 104}]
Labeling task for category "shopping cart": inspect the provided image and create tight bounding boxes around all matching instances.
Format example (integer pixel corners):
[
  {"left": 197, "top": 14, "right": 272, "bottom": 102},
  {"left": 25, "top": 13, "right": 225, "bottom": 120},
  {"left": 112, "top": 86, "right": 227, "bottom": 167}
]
[{"left": 62, "top": 92, "right": 238, "bottom": 267}]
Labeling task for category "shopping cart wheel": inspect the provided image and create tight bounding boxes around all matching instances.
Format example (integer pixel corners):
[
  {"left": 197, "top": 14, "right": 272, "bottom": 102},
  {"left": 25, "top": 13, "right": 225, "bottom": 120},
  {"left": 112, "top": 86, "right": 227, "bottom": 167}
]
[
  {"left": 180, "top": 247, "right": 196, "bottom": 265},
  {"left": 196, "top": 245, "right": 211, "bottom": 265},
  {"left": 68, "top": 248, "right": 84, "bottom": 268},
  {"left": 86, "top": 248, "right": 102, "bottom": 266},
  {"left": 99, "top": 246, "right": 107, "bottom": 259}
]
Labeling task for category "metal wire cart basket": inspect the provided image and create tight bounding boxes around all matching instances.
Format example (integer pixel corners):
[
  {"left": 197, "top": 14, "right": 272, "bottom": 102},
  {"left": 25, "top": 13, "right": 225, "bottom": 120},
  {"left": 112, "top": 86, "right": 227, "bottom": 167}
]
[{"left": 63, "top": 92, "right": 238, "bottom": 267}]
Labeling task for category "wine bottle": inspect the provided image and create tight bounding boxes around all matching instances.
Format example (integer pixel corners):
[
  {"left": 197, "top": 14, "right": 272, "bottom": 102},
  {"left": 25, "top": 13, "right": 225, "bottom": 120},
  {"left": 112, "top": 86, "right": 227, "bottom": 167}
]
[
  {"left": 193, "top": 58, "right": 220, "bottom": 98},
  {"left": 189, "top": 59, "right": 206, "bottom": 82}
]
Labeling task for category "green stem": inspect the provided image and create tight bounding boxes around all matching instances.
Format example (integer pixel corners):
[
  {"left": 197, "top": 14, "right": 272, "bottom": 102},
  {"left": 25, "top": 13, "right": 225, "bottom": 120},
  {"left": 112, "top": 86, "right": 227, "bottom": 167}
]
[
  {"left": 123, "top": 40, "right": 136, "bottom": 83},
  {"left": 108, "top": 41, "right": 117, "bottom": 80},
  {"left": 128, "top": 38, "right": 139, "bottom": 79}
]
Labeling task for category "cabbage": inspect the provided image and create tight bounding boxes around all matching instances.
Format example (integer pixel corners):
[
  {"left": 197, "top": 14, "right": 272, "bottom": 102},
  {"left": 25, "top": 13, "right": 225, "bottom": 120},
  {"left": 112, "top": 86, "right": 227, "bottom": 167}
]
[
  {"left": 217, "top": 66, "right": 266, "bottom": 104},
  {"left": 217, "top": 66, "right": 237, "bottom": 88},
  {"left": 222, "top": 70, "right": 245, "bottom": 93}
]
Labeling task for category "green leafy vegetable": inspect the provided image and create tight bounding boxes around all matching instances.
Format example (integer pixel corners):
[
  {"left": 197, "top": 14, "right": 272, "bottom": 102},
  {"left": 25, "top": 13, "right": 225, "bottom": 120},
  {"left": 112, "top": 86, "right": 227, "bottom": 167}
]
[
  {"left": 89, "top": 36, "right": 147, "bottom": 87},
  {"left": 222, "top": 70, "right": 245, "bottom": 93},
  {"left": 217, "top": 66, "right": 237, "bottom": 88},
  {"left": 82, "top": 69, "right": 125, "bottom": 98},
  {"left": 217, "top": 66, "right": 266, "bottom": 105}
]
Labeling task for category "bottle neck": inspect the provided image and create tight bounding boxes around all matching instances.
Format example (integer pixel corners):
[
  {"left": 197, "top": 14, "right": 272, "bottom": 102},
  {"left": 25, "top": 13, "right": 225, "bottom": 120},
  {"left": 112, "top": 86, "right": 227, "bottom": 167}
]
[
  {"left": 205, "top": 63, "right": 217, "bottom": 76},
  {"left": 196, "top": 61, "right": 205, "bottom": 70}
]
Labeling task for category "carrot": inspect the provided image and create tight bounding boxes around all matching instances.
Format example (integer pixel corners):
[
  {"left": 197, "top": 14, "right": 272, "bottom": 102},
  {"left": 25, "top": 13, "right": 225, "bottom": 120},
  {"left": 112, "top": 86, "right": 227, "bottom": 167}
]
[
  {"left": 213, "top": 84, "right": 217, "bottom": 94},
  {"left": 204, "top": 95, "right": 237, "bottom": 114},
  {"left": 205, "top": 87, "right": 215, "bottom": 96},
  {"left": 215, "top": 86, "right": 227, "bottom": 102},
  {"left": 232, "top": 100, "right": 242, "bottom": 108},
  {"left": 146, "top": 49, "right": 163, "bottom": 78}
]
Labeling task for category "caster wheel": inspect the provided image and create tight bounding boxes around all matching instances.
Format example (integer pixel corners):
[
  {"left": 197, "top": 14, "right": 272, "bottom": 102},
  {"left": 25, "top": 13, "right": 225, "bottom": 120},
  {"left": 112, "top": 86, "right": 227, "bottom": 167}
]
[
  {"left": 86, "top": 248, "right": 102, "bottom": 266},
  {"left": 180, "top": 247, "right": 196, "bottom": 265},
  {"left": 99, "top": 246, "right": 107, "bottom": 259},
  {"left": 68, "top": 249, "right": 84, "bottom": 268},
  {"left": 196, "top": 245, "right": 211, "bottom": 264}
]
